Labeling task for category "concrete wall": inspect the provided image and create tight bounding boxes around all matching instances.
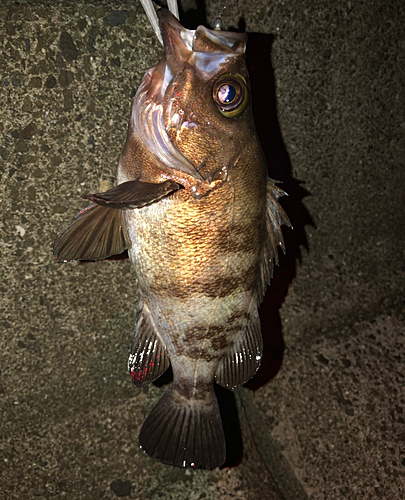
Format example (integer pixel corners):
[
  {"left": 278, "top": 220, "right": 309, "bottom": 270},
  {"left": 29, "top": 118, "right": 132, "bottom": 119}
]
[{"left": 1, "top": 1, "right": 404, "bottom": 498}]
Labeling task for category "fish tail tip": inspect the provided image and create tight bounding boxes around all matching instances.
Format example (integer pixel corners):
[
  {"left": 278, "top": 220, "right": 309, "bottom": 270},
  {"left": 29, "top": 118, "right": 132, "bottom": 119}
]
[{"left": 139, "top": 387, "right": 226, "bottom": 469}]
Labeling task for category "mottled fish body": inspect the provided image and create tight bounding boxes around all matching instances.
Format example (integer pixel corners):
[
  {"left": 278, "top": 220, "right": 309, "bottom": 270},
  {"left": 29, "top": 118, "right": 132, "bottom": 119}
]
[{"left": 54, "top": 6, "right": 290, "bottom": 469}]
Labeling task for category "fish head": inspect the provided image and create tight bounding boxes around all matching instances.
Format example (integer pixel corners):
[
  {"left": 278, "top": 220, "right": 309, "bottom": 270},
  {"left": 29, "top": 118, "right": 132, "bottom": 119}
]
[{"left": 128, "top": 9, "right": 261, "bottom": 187}]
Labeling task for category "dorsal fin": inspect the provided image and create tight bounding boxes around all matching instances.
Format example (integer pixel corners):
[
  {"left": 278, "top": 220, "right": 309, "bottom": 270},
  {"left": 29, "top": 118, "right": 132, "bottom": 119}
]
[{"left": 258, "top": 178, "right": 292, "bottom": 298}]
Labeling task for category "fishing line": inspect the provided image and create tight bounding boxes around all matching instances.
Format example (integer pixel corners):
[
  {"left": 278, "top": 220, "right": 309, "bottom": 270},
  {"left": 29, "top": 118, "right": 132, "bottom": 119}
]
[{"left": 214, "top": 1, "right": 230, "bottom": 31}]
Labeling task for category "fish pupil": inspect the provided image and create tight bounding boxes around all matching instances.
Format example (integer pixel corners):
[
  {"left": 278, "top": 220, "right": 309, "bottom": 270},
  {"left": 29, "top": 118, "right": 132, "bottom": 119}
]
[{"left": 218, "top": 84, "right": 236, "bottom": 104}]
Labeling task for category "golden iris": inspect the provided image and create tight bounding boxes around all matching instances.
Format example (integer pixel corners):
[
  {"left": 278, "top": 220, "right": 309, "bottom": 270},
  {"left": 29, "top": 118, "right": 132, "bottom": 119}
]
[{"left": 212, "top": 74, "right": 249, "bottom": 118}]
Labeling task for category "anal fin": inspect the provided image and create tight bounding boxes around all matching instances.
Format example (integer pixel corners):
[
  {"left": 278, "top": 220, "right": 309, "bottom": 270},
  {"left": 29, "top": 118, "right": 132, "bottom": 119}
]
[
  {"left": 215, "top": 306, "right": 263, "bottom": 390},
  {"left": 128, "top": 302, "right": 170, "bottom": 386}
]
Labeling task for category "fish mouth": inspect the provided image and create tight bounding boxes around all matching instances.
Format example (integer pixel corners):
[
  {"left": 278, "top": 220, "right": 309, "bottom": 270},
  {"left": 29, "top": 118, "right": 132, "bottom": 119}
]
[
  {"left": 131, "top": 9, "right": 247, "bottom": 183},
  {"left": 158, "top": 8, "right": 247, "bottom": 76}
]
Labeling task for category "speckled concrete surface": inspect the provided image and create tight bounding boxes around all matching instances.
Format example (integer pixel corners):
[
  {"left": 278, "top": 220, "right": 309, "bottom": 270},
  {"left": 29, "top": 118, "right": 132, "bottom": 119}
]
[{"left": 1, "top": 1, "right": 404, "bottom": 499}]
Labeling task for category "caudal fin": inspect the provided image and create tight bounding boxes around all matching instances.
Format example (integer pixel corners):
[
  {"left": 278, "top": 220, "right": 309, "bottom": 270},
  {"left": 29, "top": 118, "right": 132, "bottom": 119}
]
[{"left": 139, "top": 386, "right": 226, "bottom": 469}]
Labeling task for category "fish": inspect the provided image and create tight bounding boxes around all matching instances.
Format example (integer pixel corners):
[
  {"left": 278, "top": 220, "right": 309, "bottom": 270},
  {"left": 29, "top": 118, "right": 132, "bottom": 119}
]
[{"left": 53, "top": 1, "right": 291, "bottom": 469}]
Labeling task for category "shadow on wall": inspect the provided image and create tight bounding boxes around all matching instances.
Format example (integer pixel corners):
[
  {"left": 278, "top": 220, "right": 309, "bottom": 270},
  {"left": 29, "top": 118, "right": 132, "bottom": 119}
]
[{"left": 246, "top": 31, "right": 314, "bottom": 391}]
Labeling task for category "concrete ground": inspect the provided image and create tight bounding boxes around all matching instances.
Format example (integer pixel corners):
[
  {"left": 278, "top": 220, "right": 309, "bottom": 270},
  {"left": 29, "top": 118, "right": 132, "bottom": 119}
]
[{"left": 1, "top": 0, "right": 404, "bottom": 499}]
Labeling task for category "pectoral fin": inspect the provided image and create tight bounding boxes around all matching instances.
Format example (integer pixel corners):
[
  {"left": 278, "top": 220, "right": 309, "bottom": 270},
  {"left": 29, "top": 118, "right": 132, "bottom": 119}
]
[
  {"left": 53, "top": 179, "right": 180, "bottom": 262},
  {"left": 82, "top": 179, "right": 180, "bottom": 209},
  {"left": 128, "top": 302, "right": 170, "bottom": 386},
  {"left": 53, "top": 203, "right": 131, "bottom": 262},
  {"left": 215, "top": 306, "right": 263, "bottom": 390}
]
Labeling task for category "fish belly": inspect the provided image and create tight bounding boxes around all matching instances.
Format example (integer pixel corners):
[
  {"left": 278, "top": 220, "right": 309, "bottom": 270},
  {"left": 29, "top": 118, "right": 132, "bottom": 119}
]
[{"left": 125, "top": 176, "right": 264, "bottom": 363}]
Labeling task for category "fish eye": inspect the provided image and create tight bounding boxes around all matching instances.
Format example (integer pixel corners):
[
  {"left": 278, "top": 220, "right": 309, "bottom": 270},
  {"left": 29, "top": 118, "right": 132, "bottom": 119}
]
[{"left": 212, "top": 74, "right": 249, "bottom": 118}]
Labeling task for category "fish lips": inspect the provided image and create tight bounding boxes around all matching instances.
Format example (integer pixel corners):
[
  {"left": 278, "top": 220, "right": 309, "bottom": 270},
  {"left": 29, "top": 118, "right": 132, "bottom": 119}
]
[{"left": 157, "top": 9, "right": 247, "bottom": 77}]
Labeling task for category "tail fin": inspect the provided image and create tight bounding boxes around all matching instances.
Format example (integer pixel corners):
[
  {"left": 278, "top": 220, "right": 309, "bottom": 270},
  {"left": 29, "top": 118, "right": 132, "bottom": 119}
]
[{"left": 139, "top": 386, "right": 226, "bottom": 469}]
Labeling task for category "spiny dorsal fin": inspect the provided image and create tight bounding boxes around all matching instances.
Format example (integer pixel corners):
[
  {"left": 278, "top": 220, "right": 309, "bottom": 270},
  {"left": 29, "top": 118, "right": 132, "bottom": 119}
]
[
  {"left": 258, "top": 178, "right": 292, "bottom": 297},
  {"left": 128, "top": 302, "right": 170, "bottom": 386},
  {"left": 215, "top": 304, "right": 262, "bottom": 389}
]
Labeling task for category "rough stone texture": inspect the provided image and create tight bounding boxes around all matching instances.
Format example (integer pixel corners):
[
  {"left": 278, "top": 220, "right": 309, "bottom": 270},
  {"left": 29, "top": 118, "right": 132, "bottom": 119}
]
[{"left": 1, "top": 1, "right": 404, "bottom": 499}]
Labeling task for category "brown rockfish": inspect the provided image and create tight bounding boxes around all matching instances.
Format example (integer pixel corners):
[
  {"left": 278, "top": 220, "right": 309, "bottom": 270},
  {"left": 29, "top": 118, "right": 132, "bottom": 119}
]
[{"left": 53, "top": 4, "right": 290, "bottom": 469}]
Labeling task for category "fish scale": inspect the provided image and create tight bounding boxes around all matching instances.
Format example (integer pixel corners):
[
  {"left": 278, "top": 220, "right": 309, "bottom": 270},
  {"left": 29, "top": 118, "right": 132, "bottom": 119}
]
[{"left": 53, "top": 3, "right": 291, "bottom": 469}]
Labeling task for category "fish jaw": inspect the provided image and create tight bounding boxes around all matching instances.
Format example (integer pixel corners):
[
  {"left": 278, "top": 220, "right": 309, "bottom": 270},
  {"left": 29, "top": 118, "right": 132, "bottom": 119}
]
[
  {"left": 130, "top": 59, "right": 205, "bottom": 183},
  {"left": 158, "top": 8, "right": 247, "bottom": 76}
]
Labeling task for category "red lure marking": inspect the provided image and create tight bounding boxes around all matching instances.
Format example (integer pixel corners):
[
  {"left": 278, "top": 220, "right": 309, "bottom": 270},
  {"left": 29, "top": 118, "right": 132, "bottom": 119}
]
[
  {"left": 79, "top": 206, "right": 92, "bottom": 215},
  {"left": 130, "top": 357, "right": 158, "bottom": 382}
]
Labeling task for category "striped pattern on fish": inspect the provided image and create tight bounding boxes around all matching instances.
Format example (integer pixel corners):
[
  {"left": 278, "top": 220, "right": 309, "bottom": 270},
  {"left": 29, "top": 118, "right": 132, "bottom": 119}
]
[{"left": 53, "top": 5, "right": 291, "bottom": 469}]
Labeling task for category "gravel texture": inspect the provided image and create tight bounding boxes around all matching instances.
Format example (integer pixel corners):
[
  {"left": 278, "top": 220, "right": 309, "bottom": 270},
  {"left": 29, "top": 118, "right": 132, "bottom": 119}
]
[{"left": 1, "top": 1, "right": 404, "bottom": 499}]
